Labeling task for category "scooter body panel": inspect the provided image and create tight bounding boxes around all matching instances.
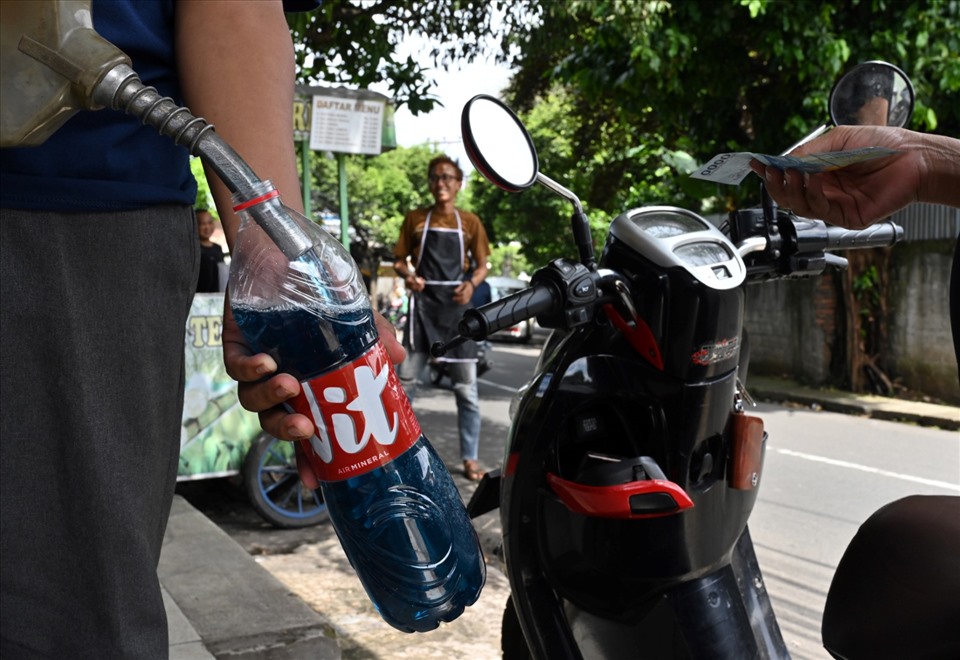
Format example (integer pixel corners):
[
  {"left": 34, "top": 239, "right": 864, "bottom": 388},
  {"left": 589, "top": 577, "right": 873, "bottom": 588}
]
[{"left": 497, "top": 223, "right": 787, "bottom": 658}]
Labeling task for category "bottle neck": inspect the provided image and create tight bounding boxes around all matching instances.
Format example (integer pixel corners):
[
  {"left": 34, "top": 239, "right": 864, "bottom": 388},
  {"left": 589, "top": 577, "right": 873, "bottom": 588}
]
[{"left": 233, "top": 187, "right": 312, "bottom": 259}]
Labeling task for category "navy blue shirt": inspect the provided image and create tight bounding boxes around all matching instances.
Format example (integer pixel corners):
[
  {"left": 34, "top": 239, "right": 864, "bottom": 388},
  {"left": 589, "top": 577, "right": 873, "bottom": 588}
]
[
  {"left": 1, "top": 1, "right": 197, "bottom": 212},
  {"left": 1, "top": 0, "right": 320, "bottom": 212}
]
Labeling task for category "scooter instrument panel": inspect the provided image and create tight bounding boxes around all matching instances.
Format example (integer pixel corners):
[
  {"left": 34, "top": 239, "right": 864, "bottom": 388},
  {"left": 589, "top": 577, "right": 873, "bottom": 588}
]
[{"left": 610, "top": 207, "right": 746, "bottom": 290}]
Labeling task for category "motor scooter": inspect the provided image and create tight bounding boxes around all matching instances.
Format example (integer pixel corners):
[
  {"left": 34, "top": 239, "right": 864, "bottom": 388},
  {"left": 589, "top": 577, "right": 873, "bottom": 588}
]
[{"left": 433, "top": 61, "right": 914, "bottom": 659}]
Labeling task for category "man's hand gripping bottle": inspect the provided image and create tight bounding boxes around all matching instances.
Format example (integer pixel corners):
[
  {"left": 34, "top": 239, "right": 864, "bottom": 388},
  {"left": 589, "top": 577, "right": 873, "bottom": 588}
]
[{"left": 228, "top": 182, "right": 485, "bottom": 633}]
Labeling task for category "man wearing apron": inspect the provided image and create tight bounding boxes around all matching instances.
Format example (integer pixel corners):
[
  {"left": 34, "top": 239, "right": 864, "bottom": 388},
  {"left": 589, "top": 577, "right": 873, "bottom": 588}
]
[{"left": 393, "top": 155, "right": 491, "bottom": 481}]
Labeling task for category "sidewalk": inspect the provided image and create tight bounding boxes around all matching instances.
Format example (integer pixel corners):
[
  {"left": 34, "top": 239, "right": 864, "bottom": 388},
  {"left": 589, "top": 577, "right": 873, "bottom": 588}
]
[
  {"left": 161, "top": 375, "right": 958, "bottom": 658},
  {"left": 749, "top": 375, "right": 960, "bottom": 431},
  {"left": 160, "top": 496, "right": 340, "bottom": 659}
]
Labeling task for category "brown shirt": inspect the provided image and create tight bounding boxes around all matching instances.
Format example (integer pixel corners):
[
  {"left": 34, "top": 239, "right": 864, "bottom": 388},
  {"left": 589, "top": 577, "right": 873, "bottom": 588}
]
[{"left": 393, "top": 207, "right": 490, "bottom": 274}]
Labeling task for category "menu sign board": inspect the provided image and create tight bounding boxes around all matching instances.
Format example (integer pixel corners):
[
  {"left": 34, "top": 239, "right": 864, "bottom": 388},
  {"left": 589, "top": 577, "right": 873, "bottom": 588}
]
[{"left": 308, "top": 95, "right": 385, "bottom": 156}]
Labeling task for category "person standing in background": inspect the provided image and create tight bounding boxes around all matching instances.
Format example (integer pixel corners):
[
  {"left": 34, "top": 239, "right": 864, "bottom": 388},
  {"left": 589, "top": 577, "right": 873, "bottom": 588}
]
[
  {"left": 393, "top": 155, "right": 492, "bottom": 481},
  {"left": 196, "top": 208, "right": 225, "bottom": 292}
]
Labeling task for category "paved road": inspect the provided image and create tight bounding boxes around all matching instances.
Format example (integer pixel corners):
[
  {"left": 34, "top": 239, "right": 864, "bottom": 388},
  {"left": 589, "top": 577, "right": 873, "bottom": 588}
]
[
  {"left": 749, "top": 404, "right": 959, "bottom": 659},
  {"left": 183, "top": 341, "right": 959, "bottom": 659}
]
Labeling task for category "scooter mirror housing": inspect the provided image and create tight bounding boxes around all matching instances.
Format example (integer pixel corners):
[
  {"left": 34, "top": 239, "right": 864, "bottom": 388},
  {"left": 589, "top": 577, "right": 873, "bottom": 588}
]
[
  {"left": 461, "top": 94, "right": 539, "bottom": 193},
  {"left": 829, "top": 60, "right": 915, "bottom": 129},
  {"left": 461, "top": 94, "right": 596, "bottom": 269},
  {"left": 780, "top": 60, "right": 915, "bottom": 157}
]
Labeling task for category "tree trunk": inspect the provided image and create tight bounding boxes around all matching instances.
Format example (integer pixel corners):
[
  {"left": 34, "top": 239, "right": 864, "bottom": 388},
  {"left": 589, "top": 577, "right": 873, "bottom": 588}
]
[
  {"left": 840, "top": 248, "right": 893, "bottom": 393},
  {"left": 841, "top": 260, "right": 865, "bottom": 391}
]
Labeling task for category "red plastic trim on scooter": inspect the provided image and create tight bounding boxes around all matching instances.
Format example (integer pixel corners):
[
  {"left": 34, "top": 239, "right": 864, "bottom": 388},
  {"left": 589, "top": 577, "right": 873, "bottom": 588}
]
[
  {"left": 546, "top": 471, "right": 694, "bottom": 519},
  {"left": 603, "top": 302, "right": 665, "bottom": 371}
]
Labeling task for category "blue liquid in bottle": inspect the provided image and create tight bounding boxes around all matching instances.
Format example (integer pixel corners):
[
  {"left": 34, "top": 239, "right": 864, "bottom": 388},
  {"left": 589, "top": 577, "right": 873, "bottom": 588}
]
[
  {"left": 323, "top": 439, "right": 485, "bottom": 632},
  {"left": 233, "top": 251, "right": 485, "bottom": 632}
]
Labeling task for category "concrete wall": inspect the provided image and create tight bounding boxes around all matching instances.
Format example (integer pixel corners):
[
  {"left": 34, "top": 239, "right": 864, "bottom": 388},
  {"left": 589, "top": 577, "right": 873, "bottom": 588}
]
[
  {"left": 886, "top": 239, "right": 958, "bottom": 402},
  {"left": 743, "top": 239, "right": 958, "bottom": 404}
]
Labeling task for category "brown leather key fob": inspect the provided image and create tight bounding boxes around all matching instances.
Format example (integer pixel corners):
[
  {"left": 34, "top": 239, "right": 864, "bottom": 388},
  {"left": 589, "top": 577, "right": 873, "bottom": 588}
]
[{"left": 730, "top": 412, "right": 765, "bottom": 490}]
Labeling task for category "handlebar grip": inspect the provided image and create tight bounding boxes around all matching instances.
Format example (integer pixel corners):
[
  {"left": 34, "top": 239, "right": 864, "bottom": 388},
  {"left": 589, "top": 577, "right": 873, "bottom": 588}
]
[
  {"left": 822, "top": 221, "right": 903, "bottom": 250},
  {"left": 458, "top": 284, "right": 560, "bottom": 339}
]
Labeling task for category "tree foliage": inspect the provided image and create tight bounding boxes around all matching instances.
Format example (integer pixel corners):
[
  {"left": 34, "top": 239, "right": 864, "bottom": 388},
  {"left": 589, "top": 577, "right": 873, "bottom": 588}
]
[
  {"left": 286, "top": 0, "right": 538, "bottom": 115},
  {"left": 289, "top": 0, "right": 957, "bottom": 287},
  {"left": 491, "top": 0, "right": 958, "bottom": 262},
  {"left": 511, "top": 0, "right": 959, "bottom": 144},
  {"left": 483, "top": 0, "right": 957, "bottom": 392},
  {"left": 286, "top": 0, "right": 540, "bottom": 276},
  {"left": 301, "top": 144, "right": 436, "bottom": 257}
]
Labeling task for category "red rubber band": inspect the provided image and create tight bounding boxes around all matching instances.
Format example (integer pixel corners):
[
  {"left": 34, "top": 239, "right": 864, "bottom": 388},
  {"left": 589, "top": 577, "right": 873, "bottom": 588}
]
[{"left": 232, "top": 189, "right": 280, "bottom": 212}]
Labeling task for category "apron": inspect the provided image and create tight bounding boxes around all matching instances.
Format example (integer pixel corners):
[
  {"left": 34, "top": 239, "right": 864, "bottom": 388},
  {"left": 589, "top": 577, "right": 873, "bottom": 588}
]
[{"left": 404, "top": 209, "right": 478, "bottom": 362}]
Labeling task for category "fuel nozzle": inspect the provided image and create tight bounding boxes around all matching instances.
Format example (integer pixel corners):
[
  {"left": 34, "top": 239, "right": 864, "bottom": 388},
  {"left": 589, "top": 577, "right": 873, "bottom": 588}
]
[{"left": 0, "top": 0, "right": 311, "bottom": 258}]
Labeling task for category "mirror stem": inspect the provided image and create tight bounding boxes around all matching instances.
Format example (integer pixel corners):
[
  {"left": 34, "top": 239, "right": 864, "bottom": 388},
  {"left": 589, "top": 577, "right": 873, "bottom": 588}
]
[
  {"left": 781, "top": 123, "right": 831, "bottom": 157},
  {"left": 536, "top": 172, "right": 583, "bottom": 213},
  {"left": 536, "top": 173, "right": 596, "bottom": 270},
  {"left": 571, "top": 210, "right": 596, "bottom": 271}
]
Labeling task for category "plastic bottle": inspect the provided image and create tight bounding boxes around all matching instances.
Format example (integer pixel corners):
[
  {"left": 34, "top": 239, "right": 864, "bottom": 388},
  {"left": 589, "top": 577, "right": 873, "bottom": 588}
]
[{"left": 228, "top": 182, "right": 485, "bottom": 633}]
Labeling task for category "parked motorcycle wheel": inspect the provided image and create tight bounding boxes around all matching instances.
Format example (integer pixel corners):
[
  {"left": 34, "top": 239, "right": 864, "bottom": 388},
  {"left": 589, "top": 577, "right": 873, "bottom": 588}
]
[
  {"left": 243, "top": 434, "right": 328, "bottom": 528},
  {"left": 501, "top": 596, "right": 532, "bottom": 659}
]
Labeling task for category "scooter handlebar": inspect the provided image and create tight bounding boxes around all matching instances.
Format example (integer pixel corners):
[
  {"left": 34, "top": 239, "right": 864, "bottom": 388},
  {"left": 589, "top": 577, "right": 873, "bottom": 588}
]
[
  {"left": 458, "top": 284, "right": 560, "bottom": 339},
  {"left": 739, "top": 215, "right": 905, "bottom": 279},
  {"left": 822, "top": 221, "right": 904, "bottom": 250}
]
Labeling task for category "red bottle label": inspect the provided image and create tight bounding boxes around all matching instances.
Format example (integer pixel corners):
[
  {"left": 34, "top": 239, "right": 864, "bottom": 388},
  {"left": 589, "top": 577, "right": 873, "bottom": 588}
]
[{"left": 289, "top": 342, "right": 421, "bottom": 482}]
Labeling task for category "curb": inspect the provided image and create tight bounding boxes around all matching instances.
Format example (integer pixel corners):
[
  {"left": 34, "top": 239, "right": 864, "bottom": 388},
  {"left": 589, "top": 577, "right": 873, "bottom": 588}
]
[
  {"left": 749, "top": 377, "right": 960, "bottom": 431},
  {"left": 160, "top": 496, "right": 340, "bottom": 659}
]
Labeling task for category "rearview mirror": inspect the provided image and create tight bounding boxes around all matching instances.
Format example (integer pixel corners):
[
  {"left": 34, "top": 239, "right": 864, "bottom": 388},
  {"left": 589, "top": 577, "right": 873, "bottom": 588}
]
[
  {"left": 829, "top": 61, "right": 915, "bottom": 128},
  {"left": 461, "top": 95, "right": 539, "bottom": 193}
]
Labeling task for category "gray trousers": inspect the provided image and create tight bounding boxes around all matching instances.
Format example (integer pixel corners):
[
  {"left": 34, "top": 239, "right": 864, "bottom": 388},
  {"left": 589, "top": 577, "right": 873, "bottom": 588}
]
[
  {"left": 0, "top": 206, "right": 198, "bottom": 658},
  {"left": 396, "top": 351, "right": 481, "bottom": 462}
]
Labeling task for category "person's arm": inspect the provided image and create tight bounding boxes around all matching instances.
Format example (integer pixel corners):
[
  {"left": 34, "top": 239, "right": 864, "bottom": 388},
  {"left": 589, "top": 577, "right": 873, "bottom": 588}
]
[
  {"left": 454, "top": 261, "right": 488, "bottom": 305},
  {"left": 177, "top": 0, "right": 313, "bottom": 444},
  {"left": 915, "top": 133, "right": 960, "bottom": 209},
  {"left": 177, "top": 0, "right": 300, "bottom": 248},
  {"left": 394, "top": 257, "right": 425, "bottom": 292},
  {"left": 176, "top": 2, "right": 402, "bottom": 486},
  {"left": 453, "top": 215, "right": 490, "bottom": 305},
  {"left": 750, "top": 125, "right": 960, "bottom": 229},
  {"left": 393, "top": 217, "right": 425, "bottom": 292}
]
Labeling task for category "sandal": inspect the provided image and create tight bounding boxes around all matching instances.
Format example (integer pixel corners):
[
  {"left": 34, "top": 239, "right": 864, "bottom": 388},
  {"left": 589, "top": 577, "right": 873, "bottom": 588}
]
[{"left": 463, "top": 460, "right": 485, "bottom": 482}]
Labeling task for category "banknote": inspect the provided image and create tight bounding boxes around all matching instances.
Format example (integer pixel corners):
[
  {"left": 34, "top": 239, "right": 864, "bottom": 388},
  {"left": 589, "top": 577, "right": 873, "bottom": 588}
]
[{"left": 691, "top": 147, "right": 900, "bottom": 186}]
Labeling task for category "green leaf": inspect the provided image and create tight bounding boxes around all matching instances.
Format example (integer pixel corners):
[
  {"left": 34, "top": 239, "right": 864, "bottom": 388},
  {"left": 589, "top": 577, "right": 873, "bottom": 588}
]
[
  {"left": 662, "top": 150, "right": 699, "bottom": 175},
  {"left": 740, "top": 0, "right": 766, "bottom": 19}
]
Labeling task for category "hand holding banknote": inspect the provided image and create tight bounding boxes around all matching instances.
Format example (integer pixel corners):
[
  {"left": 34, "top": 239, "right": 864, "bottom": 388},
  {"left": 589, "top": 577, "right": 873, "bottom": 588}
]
[
  {"left": 692, "top": 144, "right": 899, "bottom": 188},
  {"left": 748, "top": 125, "right": 960, "bottom": 229}
]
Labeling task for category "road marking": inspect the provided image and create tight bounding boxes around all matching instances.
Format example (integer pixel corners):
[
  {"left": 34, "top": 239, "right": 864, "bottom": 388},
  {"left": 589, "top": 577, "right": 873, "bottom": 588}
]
[
  {"left": 478, "top": 378, "right": 522, "bottom": 394},
  {"left": 775, "top": 448, "right": 960, "bottom": 492}
]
